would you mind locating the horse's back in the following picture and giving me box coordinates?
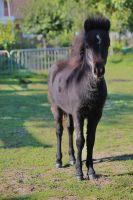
[48,61,67,104]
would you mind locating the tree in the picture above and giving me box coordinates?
[22,0,133,47]
[23,0,72,40]
[0,21,15,50]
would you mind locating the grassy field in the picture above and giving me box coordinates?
[0,53,133,200]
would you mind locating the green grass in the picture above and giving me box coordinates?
[0,53,133,200]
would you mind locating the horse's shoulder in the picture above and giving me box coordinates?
[49,59,69,84]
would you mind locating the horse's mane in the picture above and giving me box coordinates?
[56,31,84,70]
[53,15,110,79]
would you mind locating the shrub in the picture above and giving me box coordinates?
[0,21,15,50]
[112,40,124,53]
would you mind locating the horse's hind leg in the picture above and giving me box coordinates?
[73,114,85,181]
[52,106,63,168]
[67,114,76,165]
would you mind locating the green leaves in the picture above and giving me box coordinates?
[0,21,15,50]
[22,0,133,46]
[23,0,69,39]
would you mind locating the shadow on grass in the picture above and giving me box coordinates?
[0,73,133,149]
[113,172,133,176]
[94,154,133,164]
[90,172,133,181]
[107,79,133,83]
[0,90,53,148]
[0,72,48,85]
[108,54,123,64]
[111,59,123,64]
[102,93,133,125]
[1,196,31,200]
[0,89,47,94]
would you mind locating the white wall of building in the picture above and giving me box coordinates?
[0,0,15,24]
[0,0,4,17]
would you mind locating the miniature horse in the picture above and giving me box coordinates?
[48,16,110,181]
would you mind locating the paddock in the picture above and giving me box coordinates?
[0,53,133,199]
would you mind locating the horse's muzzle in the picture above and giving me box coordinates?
[94,63,105,78]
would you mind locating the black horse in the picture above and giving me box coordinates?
[48,15,110,181]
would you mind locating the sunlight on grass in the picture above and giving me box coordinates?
[0,53,133,200]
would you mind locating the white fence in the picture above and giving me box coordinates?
[0,48,69,74]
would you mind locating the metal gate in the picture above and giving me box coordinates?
[0,48,69,74]
[0,50,11,73]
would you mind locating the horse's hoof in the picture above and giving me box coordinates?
[88,173,97,180]
[56,163,62,168]
[76,175,84,181]
[70,160,76,166]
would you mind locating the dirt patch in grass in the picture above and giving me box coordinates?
[90,175,112,187]
[0,169,47,196]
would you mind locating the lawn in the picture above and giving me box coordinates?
[0,53,133,200]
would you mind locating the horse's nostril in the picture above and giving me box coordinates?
[101,67,105,75]
[100,67,105,75]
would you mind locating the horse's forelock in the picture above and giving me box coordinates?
[84,16,110,32]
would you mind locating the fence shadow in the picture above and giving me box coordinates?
[0,90,53,148]
[0,76,133,149]
[102,93,133,125]
[94,154,133,164]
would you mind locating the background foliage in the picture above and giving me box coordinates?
[22,0,133,46]
[0,21,15,50]
[0,0,133,49]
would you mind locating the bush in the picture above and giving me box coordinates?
[0,21,15,50]
[48,31,73,47]
[112,40,124,53]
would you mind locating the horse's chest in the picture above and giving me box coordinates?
[80,91,106,113]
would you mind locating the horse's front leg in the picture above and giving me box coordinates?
[54,108,63,168]
[73,114,85,181]
[86,112,102,179]
[67,114,76,165]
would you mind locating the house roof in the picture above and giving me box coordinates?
[10,0,27,19]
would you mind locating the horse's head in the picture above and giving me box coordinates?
[84,16,110,79]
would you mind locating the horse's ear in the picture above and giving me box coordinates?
[105,19,111,31]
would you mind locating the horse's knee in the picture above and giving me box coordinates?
[76,135,85,150]
[56,124,63,137]
[51,106,58,120]
[67,125,74,134]
[67,115,74,133]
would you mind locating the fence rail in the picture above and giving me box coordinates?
[0,48,69,74]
